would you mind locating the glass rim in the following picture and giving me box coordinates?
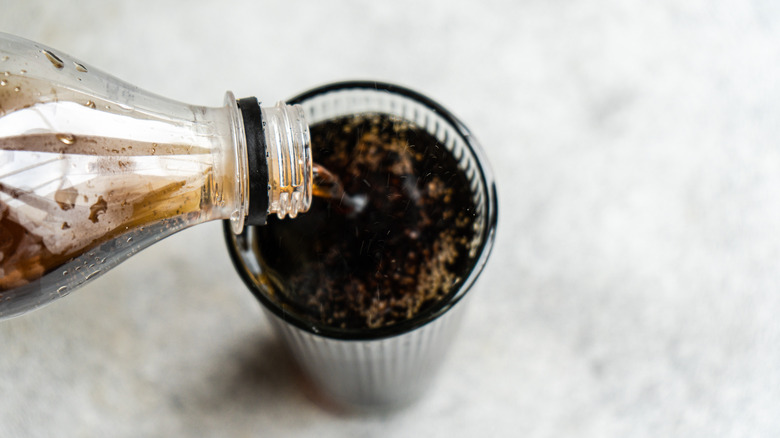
[224,80,498,341]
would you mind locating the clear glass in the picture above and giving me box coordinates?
[225,81,498,410]
[0,33,312,318]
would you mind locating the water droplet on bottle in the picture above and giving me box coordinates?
[2,71,8,77]
[85,100,96,109]
[42,50,64,69]
[13,86,19,92]
[85,270,101,281]
[56,286,68,294]
[117,102,133,111]
[74,62,88,72]
[126,237,133,243]
[62,270,68,276]
[0,80,6,87]
[19,69,26,74]
[56,133,76,145]
[1,56,8,61]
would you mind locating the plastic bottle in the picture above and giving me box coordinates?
[0,33,312,318]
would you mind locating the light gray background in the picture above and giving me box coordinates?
[1,1,779,436]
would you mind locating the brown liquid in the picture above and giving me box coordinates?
[254,114,479,330]
[312,163,344,199]
[312,163,367,215]
[0,133,213,291]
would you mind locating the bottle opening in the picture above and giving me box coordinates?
[261,102,312,219]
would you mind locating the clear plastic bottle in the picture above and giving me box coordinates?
[0,33,312,318]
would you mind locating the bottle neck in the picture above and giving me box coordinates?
[235,97,312,229]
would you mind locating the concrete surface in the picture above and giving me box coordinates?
[2,1,779,436]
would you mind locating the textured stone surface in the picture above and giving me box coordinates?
[2,1,780,436]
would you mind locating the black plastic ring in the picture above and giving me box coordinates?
[237,97,268,226]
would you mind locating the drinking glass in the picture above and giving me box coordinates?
[224,81,498,410]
